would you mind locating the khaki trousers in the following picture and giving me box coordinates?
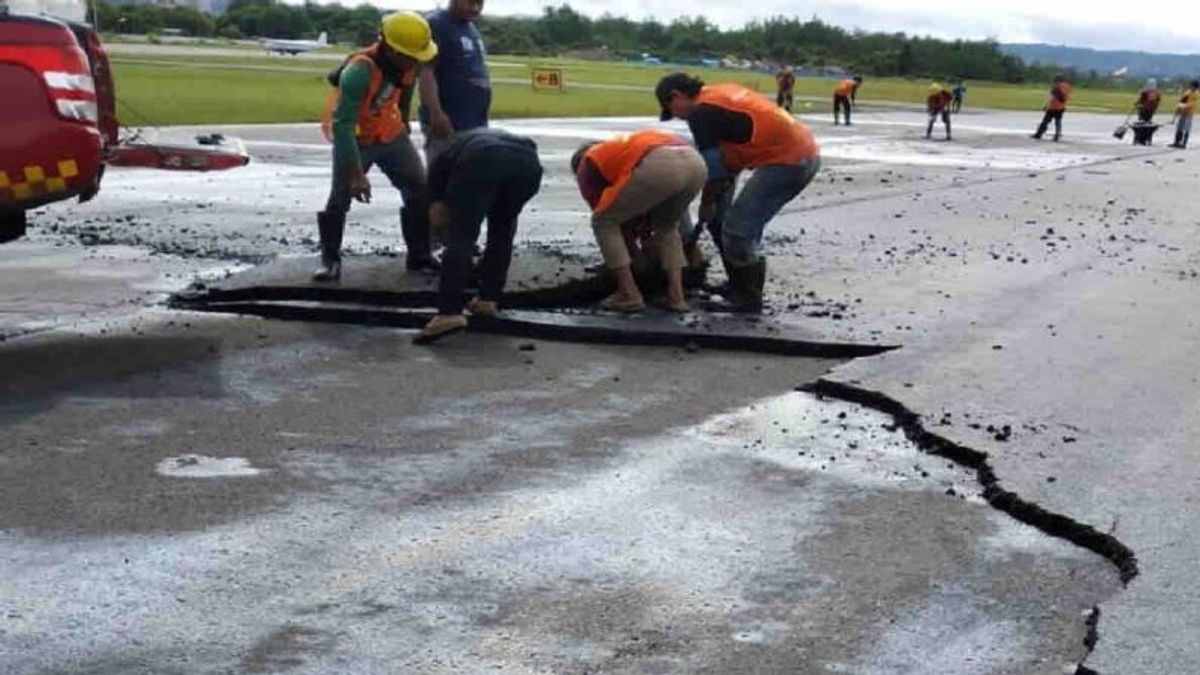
[592,146,706,271]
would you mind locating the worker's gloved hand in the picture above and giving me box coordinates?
[349,172,372,204]
[430,110,455,140]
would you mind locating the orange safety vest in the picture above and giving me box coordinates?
[834,79,857,97]
[320,46,417,145]
[1181,89,1199,117]
[1048,82,1072,112]
[696,83,820,170]
[584,130,688,214]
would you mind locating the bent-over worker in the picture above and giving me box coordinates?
[656,73,821,313]
[414,128,543,344]
[572,130,707,313]
[833,76,862,126]
[926,83,953,141]
[1132,79,1162,146]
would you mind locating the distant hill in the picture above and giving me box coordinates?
[1001,43,1200,80]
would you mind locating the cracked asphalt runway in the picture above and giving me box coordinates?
[1,108,1192,673]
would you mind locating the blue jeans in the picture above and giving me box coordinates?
[721,157,821,266]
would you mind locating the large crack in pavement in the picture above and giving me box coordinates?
[799,379,1138,585]
[799,380,1135,675]
[170,264,1137,673]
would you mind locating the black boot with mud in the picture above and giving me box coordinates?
[402,204,441,273]
[313,211,344,282]
[703,258,765,314]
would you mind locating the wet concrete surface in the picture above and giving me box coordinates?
[3,109,1188,671]
[0,317,1115,673]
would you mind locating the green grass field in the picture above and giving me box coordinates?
[108,50,1143,127]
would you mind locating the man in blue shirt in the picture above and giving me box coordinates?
[419,0,491,164]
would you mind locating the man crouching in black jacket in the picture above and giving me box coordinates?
[414,128,543,344]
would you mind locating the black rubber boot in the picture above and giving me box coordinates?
[313,210,345,282]
[740,258,766,314]
[704,257,765,314]
[402,205,440,272]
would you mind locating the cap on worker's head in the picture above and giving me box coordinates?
[570,142,598,174]
[655,72,704,121]
[1192,80,1200,89]
[853,75,863,83]
[380,11,438,63]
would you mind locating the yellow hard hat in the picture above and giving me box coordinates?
[381,11,438,63]
[930,82,942,92]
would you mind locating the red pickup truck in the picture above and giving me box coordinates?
[0,5,247,244]
[0,8,117,243]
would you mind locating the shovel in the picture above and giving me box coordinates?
[1114,106,1137,140]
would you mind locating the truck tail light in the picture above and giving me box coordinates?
[0,43,98,124]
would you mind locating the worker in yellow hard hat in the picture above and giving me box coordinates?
[313,11,440,281]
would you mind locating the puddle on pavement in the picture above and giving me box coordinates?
[156,454,265,478]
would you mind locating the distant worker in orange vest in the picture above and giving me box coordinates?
[315,11,440,282]
[656,73,822,313]
[926,82,953,141]
[776,67,796,112]
[833,75,862,125]
[572,130,707,313]
[1032,74,1073,142]
[1171,80,1199,149]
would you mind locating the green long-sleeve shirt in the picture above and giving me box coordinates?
[331,60,417,172]
[331,61,370,172]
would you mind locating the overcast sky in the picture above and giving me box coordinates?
[391,0,1199,54]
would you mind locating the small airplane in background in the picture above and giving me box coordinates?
[261,32,328,55]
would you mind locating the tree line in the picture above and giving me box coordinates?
[90,0,1117,87]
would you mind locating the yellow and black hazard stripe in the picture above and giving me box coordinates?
[0,160,80,203]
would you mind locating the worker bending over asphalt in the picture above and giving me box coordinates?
[316,11,441,282]
[656,73,821,313]
[1171,81,1199,149]
[1032,75,1072,142]
[572,130,706,313]
[833,76,862,125]
[926,83,953,141]
[414,128,543,344]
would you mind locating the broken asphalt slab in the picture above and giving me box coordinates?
[171,251,896,358]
